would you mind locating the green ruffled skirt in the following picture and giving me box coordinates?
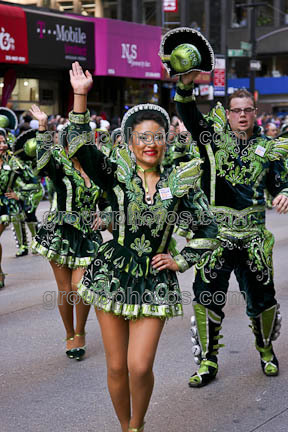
[78,240,183,320]
[0,196,25,224]
[32,223,102,269]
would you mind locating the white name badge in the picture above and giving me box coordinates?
[159,187,173,200]
[255,145,266,157]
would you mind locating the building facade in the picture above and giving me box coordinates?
[1,0,287,116]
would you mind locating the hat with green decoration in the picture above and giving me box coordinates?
[13,129,37,163]
[0,107,18,130]
[159,27,215,77]
[121,103,170,144]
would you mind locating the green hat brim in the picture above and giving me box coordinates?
[159,27,215,77]
[0,127,7,138]
[13,129,37,162]
[0,107,18,130]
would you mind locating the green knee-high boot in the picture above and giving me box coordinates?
[250,304,281,376]
[26,221,37,239]
[189,303,224,388]
[27,222,38,254]
[12,221,28,257]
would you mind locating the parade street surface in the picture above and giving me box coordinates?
[1,201,288,432]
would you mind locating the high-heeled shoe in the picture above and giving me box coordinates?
[0,272,6,289]
[128,422,145,431]
[71,333,86,361]
[65,336,75,359]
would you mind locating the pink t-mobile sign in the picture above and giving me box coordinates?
[79,17,162,79]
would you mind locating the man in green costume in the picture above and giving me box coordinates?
[160,27,288,387]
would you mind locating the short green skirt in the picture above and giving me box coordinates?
[77,240,183,320]
[32,223,102,269]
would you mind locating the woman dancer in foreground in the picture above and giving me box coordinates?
[30,105,107,359]
[67,62,219,431]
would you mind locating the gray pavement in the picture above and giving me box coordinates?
[1,201,288,432]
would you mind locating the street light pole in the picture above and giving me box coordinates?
[236,2,266,94]
[250,4,256,94]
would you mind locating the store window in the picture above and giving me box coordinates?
[0,78,39,112]
[0,78,59,115]
[231,0,248,28]
[143,1,157,26]
[256,0,274,26]
[124,79,159,108]
[103,0,117,19]
[283,0,288,25]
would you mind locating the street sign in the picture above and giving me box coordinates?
[241,41,252,51]
[163,0,178,12]
[228,49,246,57]
[199,84,210,96]
[250,60,261,71]
[213,57,226,96]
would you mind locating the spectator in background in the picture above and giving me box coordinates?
[100,119,110,131]
[19,114,33,133]
[265,122,278,138]
[30,119,39,130]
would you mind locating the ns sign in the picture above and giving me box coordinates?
[121,43,137,62]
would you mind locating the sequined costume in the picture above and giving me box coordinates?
[31,130,107,268]
[66,110,219,320]
[0,152,28,224]
[175,81,288,383]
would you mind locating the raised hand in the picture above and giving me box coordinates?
[29,104,48,127]
[69,61,93,95]
[181,70,200,86]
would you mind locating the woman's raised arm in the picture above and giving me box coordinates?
[68,62,116,190]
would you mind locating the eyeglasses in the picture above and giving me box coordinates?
[229,108,256,114]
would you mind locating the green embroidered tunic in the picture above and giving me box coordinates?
[31,130,106,268]
[67,111,219,319]
[175,82,288,282]
[175,82,288,214]
[16,160,44,215]
[0,153,36,224]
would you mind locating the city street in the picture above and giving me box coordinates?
[1,201,288,432]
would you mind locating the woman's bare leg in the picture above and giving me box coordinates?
[50,261,74,348]
[96,309,130,432]
[128,317,165,430]
[71,267,90,347]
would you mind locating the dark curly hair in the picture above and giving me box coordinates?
[130,111,167,131]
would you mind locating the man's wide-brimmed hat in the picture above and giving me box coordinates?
[13,129,37,162]
[121,103,170,143]
[159,27,215,77]
[0,107,18,130]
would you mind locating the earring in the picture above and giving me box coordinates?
[130,151,136,162]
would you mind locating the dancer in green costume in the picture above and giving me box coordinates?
[67,61,219,432]
[0,129,37,287]
[160,27,288,387]
[30,105,108,361]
